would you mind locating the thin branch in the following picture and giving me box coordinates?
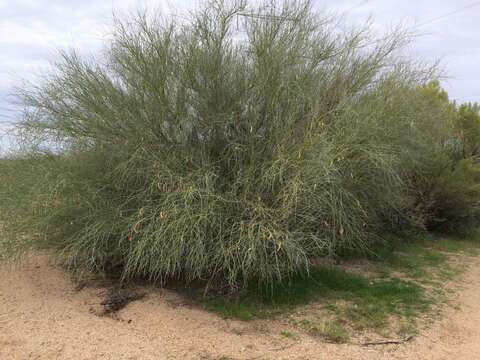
[361,335,414,346]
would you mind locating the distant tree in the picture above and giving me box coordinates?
[456,102,480,158]
[415,80,457,149]
[417,80,457,119]
[418,80,449,103]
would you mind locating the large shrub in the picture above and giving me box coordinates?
[1,0,475,289]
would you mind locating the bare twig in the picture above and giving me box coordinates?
[361,335,414,346]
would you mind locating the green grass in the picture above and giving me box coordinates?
[196,234,480,340]
[373,234,480,282]
[200,266,428,326]
[378,244,448,279]
[296,319,350,343]
[429,236,480,254]
[279,330,298,339]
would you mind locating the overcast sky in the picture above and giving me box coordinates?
[1,0,479,150]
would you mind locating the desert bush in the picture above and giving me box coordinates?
[1,0,478,289]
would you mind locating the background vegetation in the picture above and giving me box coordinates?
[1,0,480,291]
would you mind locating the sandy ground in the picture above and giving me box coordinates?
[1,254,480,360]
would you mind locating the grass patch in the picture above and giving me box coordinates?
[373,234,480,283]
[429,236,480,254]
[296,319,350,343]
[279,330,298,339]
[202,299,255,321]
[200,266,428,328]
[378,244,448,279]
[197,234,479,340]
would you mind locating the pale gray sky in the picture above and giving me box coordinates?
[1,0,479,150]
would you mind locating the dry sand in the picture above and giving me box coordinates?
[1,253,480,360]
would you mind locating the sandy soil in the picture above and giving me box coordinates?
[1,253,480,360]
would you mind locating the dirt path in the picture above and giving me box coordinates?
[1,253,479,360]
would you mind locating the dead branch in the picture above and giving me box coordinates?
[361,335,414,346]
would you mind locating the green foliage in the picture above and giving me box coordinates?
[457,102,480,158]
[405,85,480,233]
[0,0,479,290]
[419,158,480,233]
[397,83,480,234]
